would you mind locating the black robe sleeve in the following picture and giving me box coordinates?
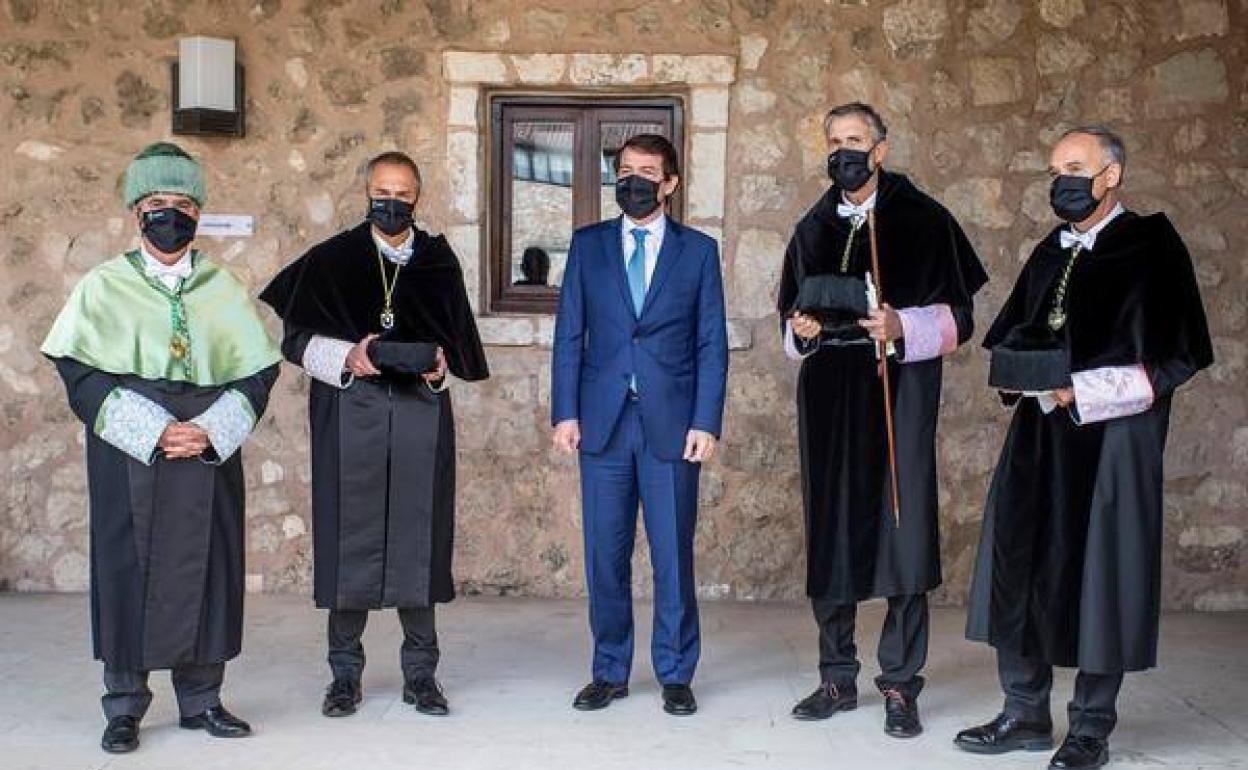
[279,324,315,367]
[1143,218,1214,398]
[51,356,120,427]
[226,364,280,419]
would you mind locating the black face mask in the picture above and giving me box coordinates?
[1049,168,1108,222]
[368,197,415,236]
[141,207,198,254]
[827,146,877,192]
[615,174,662,220]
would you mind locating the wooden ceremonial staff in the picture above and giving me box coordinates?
[867,208,902,527]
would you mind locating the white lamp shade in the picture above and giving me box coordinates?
[178,37,236,111]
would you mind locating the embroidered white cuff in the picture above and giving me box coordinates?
[94,388,176,465]
[302,335,354,388]
[897,304,958,363]
[783,320,819,361]
[1070,364,1154,425]
[191,390,256,463]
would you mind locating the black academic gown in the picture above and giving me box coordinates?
[965,211,1213,673]
[50,358,278,671]
[259,223,488,610]
[777,172,988,602]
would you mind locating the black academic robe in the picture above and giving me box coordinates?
[777,172,988,602]
[259,223,488,610]
[50,358,279,671]
[965,211,1213,673]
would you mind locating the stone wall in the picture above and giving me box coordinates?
[1,0,1245,609]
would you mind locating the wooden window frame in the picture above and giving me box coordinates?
[486,92,686,315]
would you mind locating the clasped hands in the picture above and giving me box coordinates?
[159,422,211,459]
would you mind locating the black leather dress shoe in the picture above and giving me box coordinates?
[179,705,252,738]
[101,715,140,753]
[791,682,858,720]
[954,713,1054,754]
[403,676,449,715]
[573,680,629,711]
[322,677,362,717]
[882,688,922,738]
[662,684,697,716]
[1049,735,1109,769]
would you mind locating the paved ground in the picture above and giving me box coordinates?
[0,594,1245,770]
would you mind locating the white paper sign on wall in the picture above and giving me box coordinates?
[199,214,254,238]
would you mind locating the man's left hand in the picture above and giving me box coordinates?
[423,347,448,383]
[859,303,903,343]
[684,430,717,463]
[1052,387,1075,408]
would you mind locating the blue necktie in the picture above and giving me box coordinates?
[627,227,647,318]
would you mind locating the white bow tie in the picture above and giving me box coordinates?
[1059,228,1096,252]
[836,201,872,226]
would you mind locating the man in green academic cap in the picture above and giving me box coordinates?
[42,142,281,754]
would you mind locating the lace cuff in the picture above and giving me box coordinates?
[1070,364,1154,425]
[302,335,355,389]
[94,388,176,465]
[896,304,958,363]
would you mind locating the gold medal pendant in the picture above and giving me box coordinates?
[380,310,395,330]
[170,336,189,359]
[1047,308,1066,331]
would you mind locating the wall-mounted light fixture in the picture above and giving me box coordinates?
[172,36,245,137]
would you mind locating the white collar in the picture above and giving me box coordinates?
[372,227,415,264]
[623,213,666,241]
[1060,203,1125,251]
[837,191,877,223]
[140,243,194,279]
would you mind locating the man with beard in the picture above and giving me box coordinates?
[551,133,728,716]
[776,103,987,738]
[42,142,281,752]
[956,126,1212,770]
[260,151,488,719]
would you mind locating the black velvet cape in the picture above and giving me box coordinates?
[777,172,988,602]
[259,222,488,382]
[966,211,1213,672]
[259,223,488,610]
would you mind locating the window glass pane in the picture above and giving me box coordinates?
[600,122,666,220]
[511,120,574,288]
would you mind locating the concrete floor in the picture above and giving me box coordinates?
[0,595,1245,770]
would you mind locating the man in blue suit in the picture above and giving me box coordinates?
[552,134,728,716]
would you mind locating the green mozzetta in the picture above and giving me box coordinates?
[42,250,281,386]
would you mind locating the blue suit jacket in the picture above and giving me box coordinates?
[551,216,729,461]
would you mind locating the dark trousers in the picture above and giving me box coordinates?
[812,593,929,698]
[998,651,1124,739]
[102,663,224,720]
[579,400,701,687]
[327,607,439,682]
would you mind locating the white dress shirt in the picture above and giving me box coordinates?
[621,214,666,288]
[140,244,194,291]
[1060,202,1125,251]
[836,190,877,225]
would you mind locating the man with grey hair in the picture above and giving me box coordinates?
[776,102,987,738]
[956,126,1212,769]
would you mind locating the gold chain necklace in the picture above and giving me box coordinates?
[840,217,864,273]
[1047,244,1083,331]
[376,250,402,330]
